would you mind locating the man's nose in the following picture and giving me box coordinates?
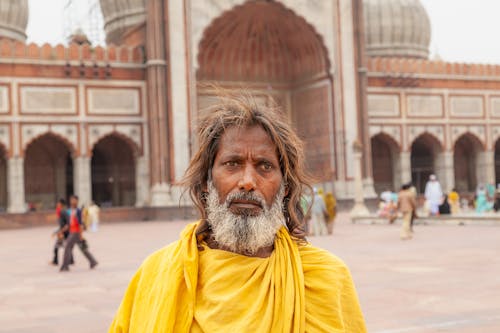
[238,165,257,191]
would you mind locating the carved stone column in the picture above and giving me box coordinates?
[146,0,172,206]
[350,141,370,217]
[73,156,92,206]
[135,155,149,207]
[7,157,26,213]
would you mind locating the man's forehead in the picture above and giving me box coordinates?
[218,125,277,152]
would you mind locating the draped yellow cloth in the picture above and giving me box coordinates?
[109,222,366,333]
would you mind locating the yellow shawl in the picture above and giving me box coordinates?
[109,222,366,332]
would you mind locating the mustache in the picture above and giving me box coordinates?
[225,191,266,208]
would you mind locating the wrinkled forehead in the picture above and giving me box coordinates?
[216,124,279,157]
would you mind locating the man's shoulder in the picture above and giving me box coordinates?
[299,244,349,273]
[141,240,181,269]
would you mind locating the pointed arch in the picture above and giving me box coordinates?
[24,133,74,210]
[454,133,485,192]
[23,131,76,158]
[371,133,401,193]
[91,133,137,207]
[410,133,443,193]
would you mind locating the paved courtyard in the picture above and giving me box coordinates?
[1,213,499,333]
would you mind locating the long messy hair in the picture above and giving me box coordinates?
[181,91,313,240]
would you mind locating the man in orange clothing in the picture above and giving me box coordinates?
[60,195,98,272]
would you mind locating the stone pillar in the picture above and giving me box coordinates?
[135,156,149,207]
[7,157,26,213]
[167,0,191,184]
[435,151,454,192]
[146,0,172,206]
[362,177,377,198]
[55,161,66,201]
[477,150,495,185]
[398,151,412,188]
[73,156,92,206]
[350,142,369,217]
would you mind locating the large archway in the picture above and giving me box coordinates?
[454,134,483,192]
[0,145,6,212]
[91,134,136,207]
[24,134,74,210]
[411,134,442,194]
[196,0,333,181]
[371,133,400,193]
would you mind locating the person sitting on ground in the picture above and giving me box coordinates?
[475,184,493,213]
[108,92,366,332]
[493,186,500,212]
[448,188,460,214]
[438,194,451,215]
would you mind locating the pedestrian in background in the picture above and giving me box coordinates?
[398,183,416,240]
[424,174,442,216]
[324,191,337,234]
[310,188,328,236]
[50,198,69,266]
[60,195,98,272]
[88,202,101,232]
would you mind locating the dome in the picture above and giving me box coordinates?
[99,0,146,44]
[363,0,431,59]
[0,0,29,42]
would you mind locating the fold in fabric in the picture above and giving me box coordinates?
[109,222,366,333]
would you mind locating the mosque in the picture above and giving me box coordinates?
[0,0,498,215]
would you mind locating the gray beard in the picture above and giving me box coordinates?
[205,181,286,256]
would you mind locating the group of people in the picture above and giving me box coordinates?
[423,176,500,215]
[302,188,337,236]
[51,195,99,272]
[378,174,500,239]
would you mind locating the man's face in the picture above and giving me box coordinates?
[211,125,284,215]
[70,197,78,208]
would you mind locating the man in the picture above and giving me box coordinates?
[325,191,337,234]
[309,188,328,236]
[424,174,443,215]
[109,94,366,332]
[50,198,68,265]
[60,195,98,272]
[397,183,416,240]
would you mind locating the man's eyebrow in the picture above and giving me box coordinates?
[219,153,244,160]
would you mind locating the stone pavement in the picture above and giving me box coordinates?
[0,213,499,333]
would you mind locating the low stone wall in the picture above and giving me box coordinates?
[0,206,199,230]
[351,214,500,226]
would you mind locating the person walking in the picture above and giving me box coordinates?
[398,183,416,240]
[408,183,417,232]
[60,195,98,272]
[50,199,69,265]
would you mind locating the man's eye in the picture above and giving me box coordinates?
[224,161,238,167]
[261,163,273,171]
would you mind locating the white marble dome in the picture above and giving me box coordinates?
[363,0,431,59]
[99,0,146,44]
[0,0,28,42]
